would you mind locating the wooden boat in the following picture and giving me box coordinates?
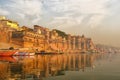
[80,50,87,53]
[35,50,46,55]
[35,50,63,55]
[26,52,35,56]
[0,51,16,57]
[13,52,35,56]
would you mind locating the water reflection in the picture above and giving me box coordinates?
[0,53,108,80]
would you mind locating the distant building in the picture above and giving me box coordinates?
[11,30,45,50]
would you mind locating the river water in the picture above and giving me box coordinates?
[0,53,120,80]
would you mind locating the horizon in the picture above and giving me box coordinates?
[0,0,120,47]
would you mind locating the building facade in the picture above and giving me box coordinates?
[0,16,95,52]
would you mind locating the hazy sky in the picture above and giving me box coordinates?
[0,0,120,47]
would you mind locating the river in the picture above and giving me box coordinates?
[0,53,120,80]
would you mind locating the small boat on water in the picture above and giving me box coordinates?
[35,50,46,55]
[29,53,35,56]
[35,51,62,55]
[80,50,87,53]
[0,51,17,57]
[13,52,35,56]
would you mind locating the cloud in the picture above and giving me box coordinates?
[49,16,85,29]
[87,15,105,28]
[47,0,108,14]
[8,0,43,15]
[45,0,111,29]
[4,0,43,26]
[0,0,119,29]
[0,5,9,15]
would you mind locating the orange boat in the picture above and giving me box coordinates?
[0,51,17,57]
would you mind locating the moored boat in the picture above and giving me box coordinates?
[13,52,35,56]
[80,50,87,53]
[0,51,17,57]
[27,52,35,56]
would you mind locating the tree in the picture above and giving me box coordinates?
[54,29,67,38]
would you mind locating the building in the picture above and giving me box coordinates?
[0,16,96,52]
[11,27,45,51]
[0,16,20,30]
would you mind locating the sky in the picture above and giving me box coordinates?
[0,0,120,47]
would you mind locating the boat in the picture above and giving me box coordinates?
[80,50,87,53]
[35,51,58,55]
[0,51,17,57]
[35,50,46,55]
[28,53,35,56]
[13,52,35,56]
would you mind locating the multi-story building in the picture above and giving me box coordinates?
[11,26,46,51]
[0,16,20,30]
[0,16,20,48]
[0,16,95,52]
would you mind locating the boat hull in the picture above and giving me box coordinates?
[0,51,16,57]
